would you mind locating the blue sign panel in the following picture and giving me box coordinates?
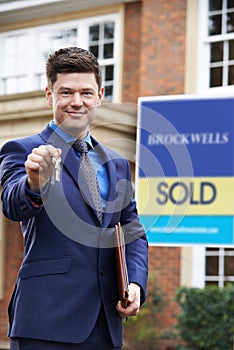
[136,95,234,245]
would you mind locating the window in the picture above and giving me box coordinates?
[35,26,78,91]
[0,13,120,101]
[205,247,234,287]
[198,0,234,92]
[1,33,30,94]
[88,22,115,101]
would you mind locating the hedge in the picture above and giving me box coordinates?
[176,284,234,350]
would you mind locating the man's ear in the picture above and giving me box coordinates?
[97,87,104,107]
[45,86,53,106]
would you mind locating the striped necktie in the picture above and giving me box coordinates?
[72,140,102,224]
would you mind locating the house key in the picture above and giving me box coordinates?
[51,156,61,184]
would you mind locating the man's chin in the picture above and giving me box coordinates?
[59,119,87,137]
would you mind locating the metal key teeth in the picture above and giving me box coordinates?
[51,156,61,184]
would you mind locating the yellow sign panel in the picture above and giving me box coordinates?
[137,177,234,216]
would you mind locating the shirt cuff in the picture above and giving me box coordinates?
[25,182,50,207]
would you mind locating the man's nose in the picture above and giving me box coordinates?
[71,93,83,105]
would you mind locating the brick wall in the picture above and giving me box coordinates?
[139,0,186,97]
[149,246,180,332]
[124,0,186,101]
[122,1,142,103]
[123,0,187,347]
[0,219,23,342]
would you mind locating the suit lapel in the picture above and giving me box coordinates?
[40,126,122,226]
[40,126,80,186]
[40,126,101,223]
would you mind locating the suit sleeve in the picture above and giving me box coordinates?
[0,140,44,221]
[120,159,148,304]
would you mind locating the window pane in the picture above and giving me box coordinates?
[104,43,114,58]
[67,28,77,40]
[35,73,46,91]
[5,36,15,55]
[104,22,114,39]
[228,65,234,84]
[54,28,77,47]
[227,12,234,33]
[211,41,223,62]
[89,25,99,42]
[229,40,234,59]
[39,28,77,54]
[209,0,222,11]
[17,56,28,74]
[105,65,114,81]
[209,14,222,35]
[50,28,77,43]
[206,281,218,287]
[104,85,113,100]
[224,281,234,286]
[5,56,15,75]
[224,256,234,276]
[18,35,28,54]
[37,27,77,78]
[210,66,223,86]
[206,256,218,275]
[38,31,50,50]
[228,0,234,8]
[18,76,30,92]
[89,45,99,58]
[5,77,17,94]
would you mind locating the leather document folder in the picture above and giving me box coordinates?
[115,222,129,308]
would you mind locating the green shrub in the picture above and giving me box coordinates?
[176,284,234,350]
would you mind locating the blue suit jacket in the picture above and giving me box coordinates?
[0,124,148,347]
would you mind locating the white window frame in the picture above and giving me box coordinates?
[191,246,206,288]
[197,0,234,94]
[0,13,121,101]
[186,244,234,288]
[205,247,234,287]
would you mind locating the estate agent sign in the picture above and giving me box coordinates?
[136,95,234,245]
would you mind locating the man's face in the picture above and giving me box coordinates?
[46,72,104,139]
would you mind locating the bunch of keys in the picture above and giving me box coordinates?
[51,156,61,184]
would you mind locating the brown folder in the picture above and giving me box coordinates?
[115,222,129,308]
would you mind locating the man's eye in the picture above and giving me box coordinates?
[61,91,71,95]
[83,91,93,96]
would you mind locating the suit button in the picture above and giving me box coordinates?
[100,268,104,276]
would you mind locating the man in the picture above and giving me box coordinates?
[0,47,148,350]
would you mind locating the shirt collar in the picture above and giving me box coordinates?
[49,120,93,149]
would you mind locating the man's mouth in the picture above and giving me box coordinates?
[66,110,86,117]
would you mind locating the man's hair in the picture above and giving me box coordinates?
[46,47,102,90]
